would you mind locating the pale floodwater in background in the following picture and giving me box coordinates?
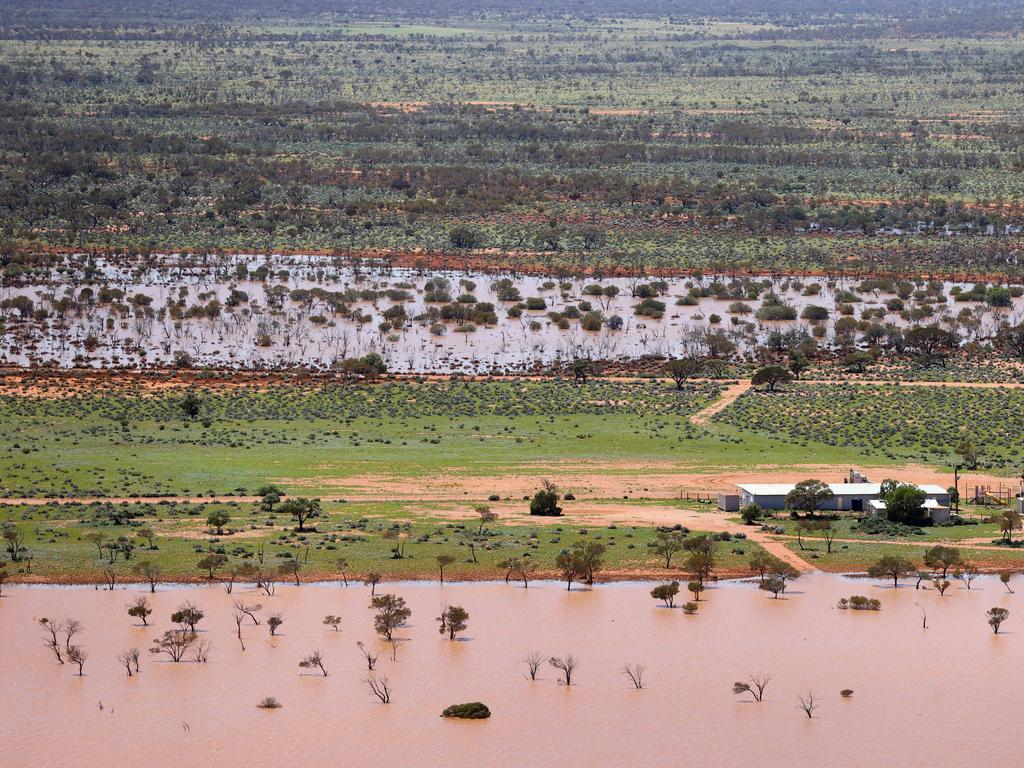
[0,573,1018,767]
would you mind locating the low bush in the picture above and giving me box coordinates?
[837,596,881,611]
[442,702,491,719]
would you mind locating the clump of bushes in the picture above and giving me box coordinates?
[854,517,924,537]
[442,702,491,719]
[837,596,881,611]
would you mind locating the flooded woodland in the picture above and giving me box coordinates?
[2,574,1019,767]
[2,253,1022,373]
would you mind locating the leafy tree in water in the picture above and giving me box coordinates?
[437,605,469,640]
[987,607,1010,634]
[555,549,584,591]
[923,545,961,577]
[650,581,680,607]
[171,601,204,632]
[867,555,916,588]
[371,594,411,641]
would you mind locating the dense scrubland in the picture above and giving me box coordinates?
[3,0,1024,276]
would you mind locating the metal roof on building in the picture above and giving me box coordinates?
[735,482,948,497]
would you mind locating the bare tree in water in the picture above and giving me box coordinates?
[118,648,141,676]
[356,641,378,670]
[39,618,64,663]
[733,674,771,702]
[798,691,819,719]
[522,651,544,680]
[622,663,646,689]
[549,655,578,686]
[366,674,392,704]
[67,645,87,675]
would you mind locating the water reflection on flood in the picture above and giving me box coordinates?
[1,573,1018,767]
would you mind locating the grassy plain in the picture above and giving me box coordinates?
[0,379,894,499]
[3,376,1024,582]
[3,498,767,583]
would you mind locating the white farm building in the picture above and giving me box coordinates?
[721,478,952,524]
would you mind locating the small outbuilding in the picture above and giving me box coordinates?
[716,493,740,512]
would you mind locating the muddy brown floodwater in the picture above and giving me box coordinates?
[1,573,1018,767]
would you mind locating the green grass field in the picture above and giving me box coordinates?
[0,380,901,499]
[0,498,764,583]
[4,378,1024,581]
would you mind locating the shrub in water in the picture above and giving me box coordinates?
[442,702,491,719]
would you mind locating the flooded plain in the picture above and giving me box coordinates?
[1,253,1019,372]
[1,573,1018,767]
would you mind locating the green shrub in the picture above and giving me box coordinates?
[442,702,491,719]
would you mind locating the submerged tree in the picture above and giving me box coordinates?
[867,555,916,588]
[356,641,378,671]
[171,601,204,633]
[39,618,64,663]
[117,648,141,677]
[149,631,197,662]
[299,651,327,676]
[67,645,88,676]
[555,549,584,591]
[371,594,411,641]
[364,572,382,595]
[733,674,771,702]
[437,605,469,640]
[797,691,819,719]
[622,663,646,690]
[548,655,578,686]
[954,563,980,590]
[760,577,786,599]
[127,596,152,626]
[987,607,1010,634]
[572,541,606,585]
[651,581,680,607]
[366,674,392,704]
[522,651,544,680]
[268,614,285,636]
[133,560,163,593]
